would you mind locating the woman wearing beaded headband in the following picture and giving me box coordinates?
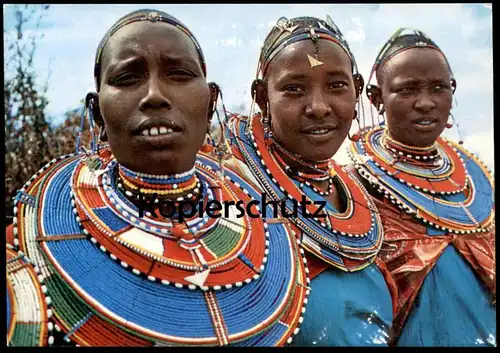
[226,15,396,346]
[7,9,310,346]
[348,28,495,346]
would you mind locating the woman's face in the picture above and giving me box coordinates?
[98,21,211,174]
[378,48,453,147]
[263,39,359,162]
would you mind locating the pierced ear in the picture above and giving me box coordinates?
[85,92,107,142]
[451,78,457,94]
[251,79,268,116]
[366,84,384,113]
[207,82,220,120]
[353,74,364,99]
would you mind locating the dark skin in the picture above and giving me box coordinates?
[254,39,362,211]
[370,48,454,147]
[95,21,215,176]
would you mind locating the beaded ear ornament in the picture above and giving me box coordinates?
[201,83,233,181]
[75,93,106,175]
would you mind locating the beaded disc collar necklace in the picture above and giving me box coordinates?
[7,244,50,347]
[11,150,310,346]
[116,164,201,203]
[230,115,384,272]
[349,126,494,234]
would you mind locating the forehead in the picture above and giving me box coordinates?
[266,39,352,80]
[383,48,450,82]
[101,21,199,66]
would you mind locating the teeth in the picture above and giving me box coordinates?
[141,126,174,136]
[309,129,329,135]
[417,121,433,125]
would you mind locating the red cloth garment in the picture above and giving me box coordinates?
[6,223,14,246]
[375,196,496,338]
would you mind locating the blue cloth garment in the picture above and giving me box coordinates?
[397,245,496,347]
[292,264,393,346]
[397,191,496,346]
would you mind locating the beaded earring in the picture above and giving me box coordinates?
[76,93,105,173]
[446,113,454,129]
[200,129,215,154]
[348,110,361,142]
[207,83,233,180]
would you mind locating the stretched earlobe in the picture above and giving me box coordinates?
[451,78,457,94]
[251,79,268,115]
[366,84,384,113]
[353,74,365,99]
[207,82,221,119]
[85,92,107,141]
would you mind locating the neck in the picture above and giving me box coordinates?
[116,164,201,203]
[386,129,437,150]
[272,140,333,180]
[382,128,441,166]
[270,139,337,197]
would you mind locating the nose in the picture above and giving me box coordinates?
[414,90,435,112]
[305,89,332,119]
[139,74,171,111]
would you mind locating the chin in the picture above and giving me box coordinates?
[302,148,339,163]
[128,152,196,175]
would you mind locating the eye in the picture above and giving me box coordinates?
[167,68,196,81]
[284,85,305,94]
[327,82,348,90]
[398,87,416,95]
[432,84,451,92]
[109,73,141,86]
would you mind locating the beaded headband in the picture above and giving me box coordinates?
[367,27,454,85]
[93,9,207,91]
[258,15,360,78]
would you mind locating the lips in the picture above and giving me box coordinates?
[301,124,337,135]
[132,118,183,137]
[299,124,338,144]
[412,117,438,126]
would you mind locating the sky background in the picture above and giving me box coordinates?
[3,3,494,169]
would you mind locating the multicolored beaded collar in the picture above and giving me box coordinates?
[229,115,384,272]
[349,126,494,234]
[6,244,50,346]
[11,150,310,346]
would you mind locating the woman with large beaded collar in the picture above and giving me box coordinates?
[226,15,396,346]
[348,28,495,346]
[7,9,310,346]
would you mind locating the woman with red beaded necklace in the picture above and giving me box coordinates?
[227,15,396,346]
[6,9,310,347]
[349,28,495,346]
